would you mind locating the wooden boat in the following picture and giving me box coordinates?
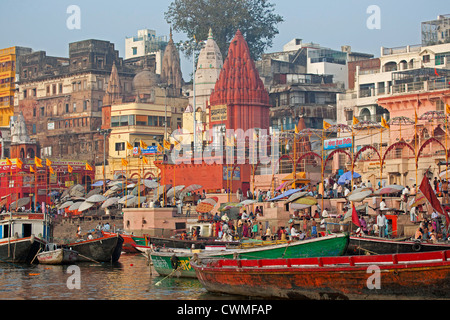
[348,235,450,255]
[191,250,450,300]
[66,234,124,263]
[131,235,240,250]
[0,212,48,264]
[102,231,139,253]
[37,244,78,265]
[146,233,349,278]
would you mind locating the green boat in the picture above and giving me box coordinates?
[146,233,349,278]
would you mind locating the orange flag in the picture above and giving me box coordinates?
[86,163,93,171]
[30,166,35,173]
[6,158,12,166]
[68,165,73,173]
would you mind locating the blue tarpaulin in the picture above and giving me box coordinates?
[269,188,303,201]
[338,171,361,185]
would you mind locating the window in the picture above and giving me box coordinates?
[33,108,36,117]
[32,124,36,134]
[83,100,87,110]
[83,80,87,90]
[111,116,120,127]
[97,79,103,90]
[423,55,430,63]
[40,107,44,117]
[65,103,69,113]
[52,84,57,95]
[59,83,63,94]
[32,88,36,97]
[132,47,138,55]
[23,90,27,98]
[115,142,125,151]
[46,86,50,95]
[73,102,77,112]
[136,115,148,126]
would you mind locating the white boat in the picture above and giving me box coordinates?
[37,243,78,265]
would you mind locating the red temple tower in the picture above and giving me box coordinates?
[208,30,271,132]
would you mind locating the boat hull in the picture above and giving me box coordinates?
[67,235,123,263]
[192,250,450,300]
[150,233,349,278]
[133,235,239,250]
[0,236,46,264]
[348,236,450,255]
[37,248,78,265]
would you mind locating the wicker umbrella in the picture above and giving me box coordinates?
[101,197,119,209]
[78,201,95,212]
[86,194,107,203]
[68,201,83,211]
[59,201,74,209]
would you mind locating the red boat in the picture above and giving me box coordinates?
[191,250,450,300]
[102,231,139,253]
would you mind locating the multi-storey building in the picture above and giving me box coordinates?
[15,39,137,165]
[0,46,32,128]
[335,15,450,187]
[124,29,168,75]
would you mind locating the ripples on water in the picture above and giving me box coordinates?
[0,253,233,300]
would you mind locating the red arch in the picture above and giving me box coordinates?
[324,149,352,168]
[417,137,446,160]
[382,141,415,165]
[295,151,322,167]
[353,145,381,165]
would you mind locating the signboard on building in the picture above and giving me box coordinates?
[47,122,55,130]
[132,146,158,155]
[324,137,352,151]
[211,104,227,122]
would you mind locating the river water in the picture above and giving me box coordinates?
[0,253,235,300]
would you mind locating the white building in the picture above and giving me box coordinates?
[125,29,168,74]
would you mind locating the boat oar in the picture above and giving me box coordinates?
[155,264,184,286]
[77,253,100,264]
[30,248,42,264]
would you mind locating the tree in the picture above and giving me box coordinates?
[164,0,284,60]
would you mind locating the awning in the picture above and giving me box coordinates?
[281,172,306,181]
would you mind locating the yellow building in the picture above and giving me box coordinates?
[0,46,32,127]
[105,92,186,182]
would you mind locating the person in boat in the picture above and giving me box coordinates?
[414,226,423,240]
[311,220,317,238]
[290,225,300,239]
[377,211,387,238]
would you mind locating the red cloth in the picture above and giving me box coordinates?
[352,204,361,227]
[419,175,450,227]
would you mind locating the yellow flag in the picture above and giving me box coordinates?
[35,156,43,167]
[142,156,149,165]
[86,163,93,171]
[16,158,23,169]
[381,116,390,129]
[446,104,450,115]
[46,158,52,167]
[323,121,332,130]
[126,141,134,150]
[415,110,418,124]
[140,140,148,149]
[6,158,12,166]
[295,125,299,134]
[352,116,360,126]
[225,136,234,147]
[163,139,171,150]
[157,143,163,153]
[30,166,35,173]
[49,166,54,175]
[121,158,128,167]
[68,165,73,173]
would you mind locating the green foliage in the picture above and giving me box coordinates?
[165,0,284,60]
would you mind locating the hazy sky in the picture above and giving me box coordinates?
[0,0,448,79]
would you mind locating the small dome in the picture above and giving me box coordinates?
[132,67,157,94]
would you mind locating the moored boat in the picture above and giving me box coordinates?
[147,233,349,278]
[132,234,240,250]
[102,231,139,253]
[37,244,78,265]
[191,250,450,300]
[348,235,450,255]
[0,212,48,264]
[66,234,124,263]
